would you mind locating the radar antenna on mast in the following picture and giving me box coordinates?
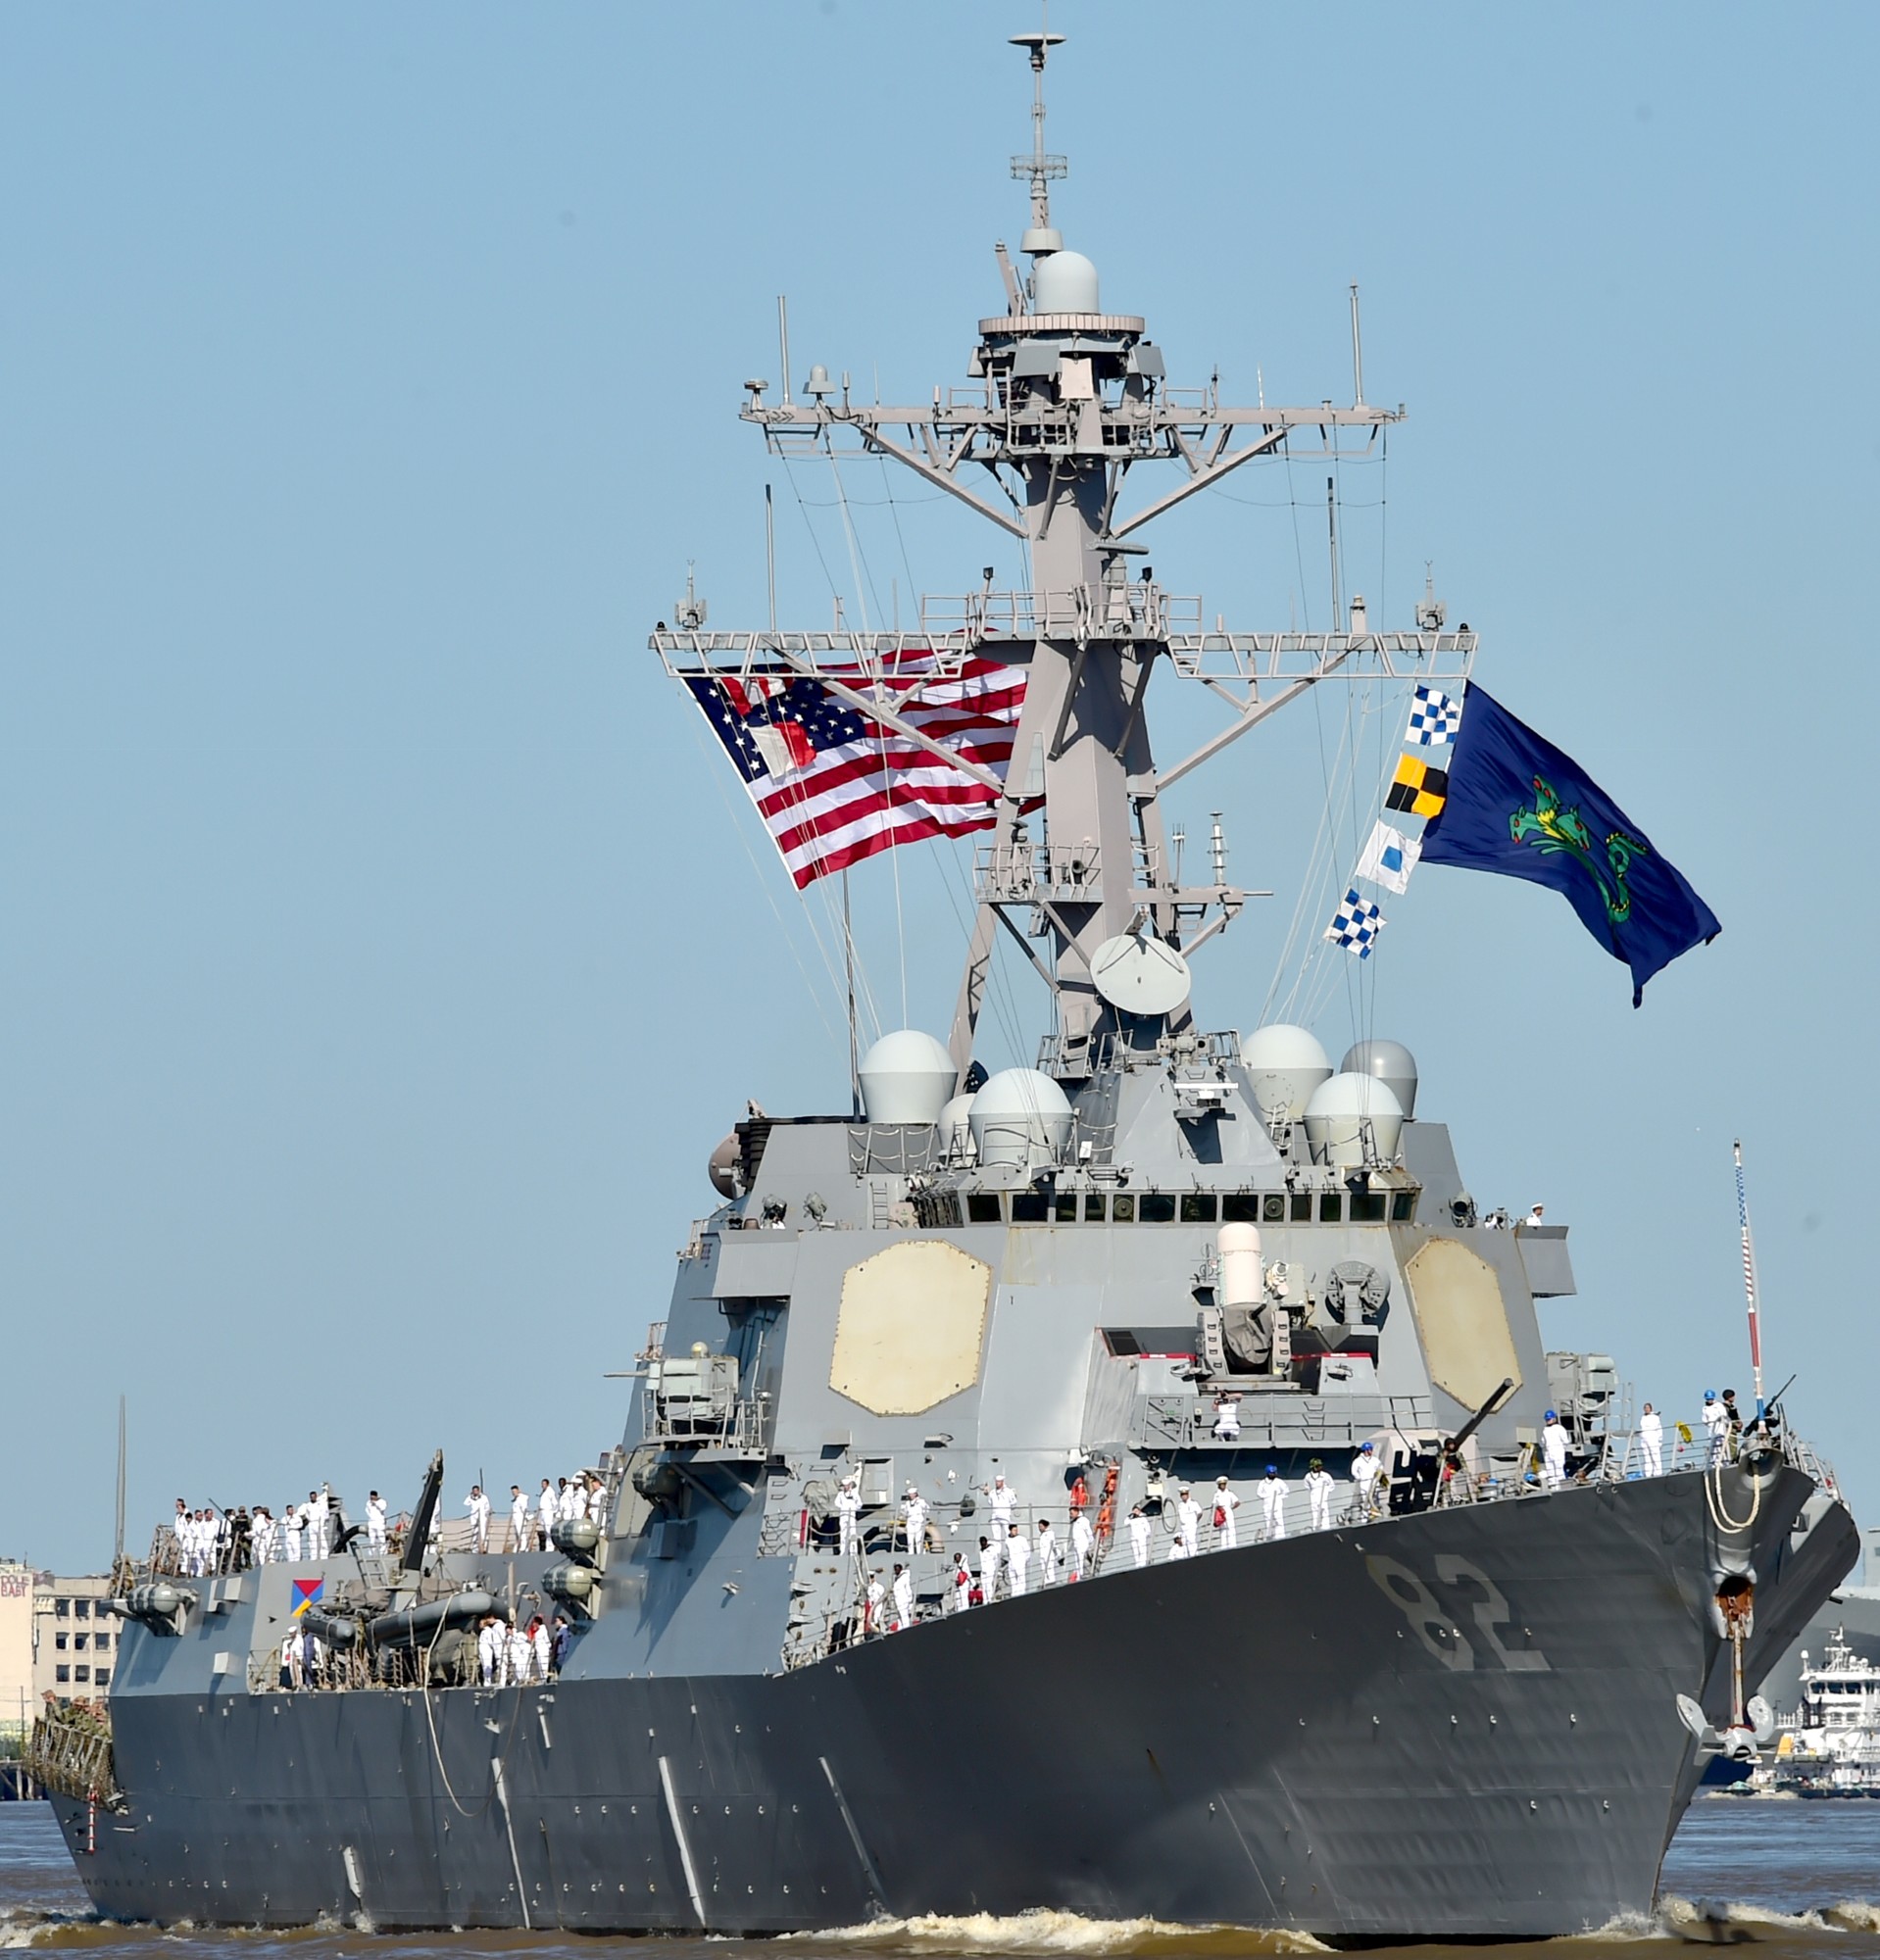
[1733,1139,1768,1417]
[1009,11,1066,246]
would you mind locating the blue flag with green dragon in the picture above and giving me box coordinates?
[1419,684,1720,1004]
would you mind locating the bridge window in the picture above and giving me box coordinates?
[1222,1193,1259,1224]
[1290,1194,1313,1222]
[1180,1194,1217,1223]
[1056,1192,1079,1223]
[1011,1190,1049,1223]
[966,1194,1003,1224]
[1084,1193,1106,1221]
[1392,1192,1417,1222]
[1140,1193,1176,1223]
[1319,1194,1343,1223]
[1351,1192,1387,1223]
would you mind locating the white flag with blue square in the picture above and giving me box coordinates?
[1325,886,1385,958]
[1406,683,1462,748]
[1356,819,1420,895]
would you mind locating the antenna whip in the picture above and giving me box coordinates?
[1733,1139,1766,1417]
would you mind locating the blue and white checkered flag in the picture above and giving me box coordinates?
[1325,887,1385,958]
[1407,683,1462,748]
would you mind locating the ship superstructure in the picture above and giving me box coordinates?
[35,24,1858,1939]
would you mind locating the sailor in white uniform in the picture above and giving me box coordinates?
[949,1551,973,1612]
[1259,1464,1289,1541]
[366,1492,387,1554]
[509,1486,529,1550]
[835,1477,861,1558]
[466,1486,492,1553]
[477,1616,504,1686]
[1006,1523,1030,1597]
[979,1531,1004,1599]
[1212,1394,1241,1443]
[282,1502,303,1563]
[988,1474,1016,1537]
[1036,1517,1063,1587]
[507,1622,533,1686]
[890,1562,914,1632]
[1702,1390,1727,1465]
[1640,1402,1663,1477]
[1305,1457,1336,1531]
[252,1507,275,1564]
[307,1489,330,1557]
[1128,1504,1152,1569]
[1174,1484,1202,1556]
[1069,1511,1095,1580]
[530,1616,553,1681]
[1351,1442,1381,1517]
[864,1572,886,1637]
[900,1485,930,1554]
[1541,1409,1568,1487]
[1211,1475,1241,1550]
[536,1479,557,1548]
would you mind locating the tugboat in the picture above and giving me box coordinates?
[36,19,1857,1940]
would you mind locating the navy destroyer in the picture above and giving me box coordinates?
[33,23,1858,1939]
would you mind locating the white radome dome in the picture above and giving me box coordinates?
[969,1068,1074,1171]
[1241,1024,1333,1123]
[1032,250,1101,314]
[1302,1072,1406,1168]
[858,1029,956,1125]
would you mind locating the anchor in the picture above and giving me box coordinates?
[1676,1576,1776,1763]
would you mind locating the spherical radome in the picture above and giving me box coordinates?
[1241,1023,1333,1122]
[1340,1039,1419,1121]
[968,1068,1073,1171]
[858,1029,956,1125]
[1032,250,1101,314]
[1302,1072,1406,1167]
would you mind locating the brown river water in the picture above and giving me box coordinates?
[3,1799,1878,1960]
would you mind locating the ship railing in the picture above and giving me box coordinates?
[919,584,1203,650]
[847,1124,942,1178]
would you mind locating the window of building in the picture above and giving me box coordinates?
[54,1665,69,1684]
[94,1632,110,1651]
[54,1632,68,1651]
[73,1633,87,1651]
[54,1598,69,1620]
[74,1600,90,1620]
[74,1666,89,1685]
[95,1668,111,1688]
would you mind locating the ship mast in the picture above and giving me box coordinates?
[655,26,1473,1083]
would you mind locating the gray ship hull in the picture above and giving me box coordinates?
[52,1467,1856,1939]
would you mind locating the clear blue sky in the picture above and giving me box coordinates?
[3,4,1875,1572]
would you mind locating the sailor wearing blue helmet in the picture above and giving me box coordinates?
[1541,1407,1568,1487]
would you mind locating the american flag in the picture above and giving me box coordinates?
[682,651,1026,890]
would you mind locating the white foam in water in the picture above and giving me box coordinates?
[791,1911,1332,1954]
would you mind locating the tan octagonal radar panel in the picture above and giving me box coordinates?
[829,1241,992,1415]
[1403,1238,1523,1412]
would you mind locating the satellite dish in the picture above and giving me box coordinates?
[1091,931,1191,1017]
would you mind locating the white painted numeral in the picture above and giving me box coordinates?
[1364,1555,1475,1669]
[1432,1554,1551,1672]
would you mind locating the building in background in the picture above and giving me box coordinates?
[33,1574,116,1709]
[0,1564,34,1745]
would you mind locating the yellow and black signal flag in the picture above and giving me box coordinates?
[1385,754,1449,819]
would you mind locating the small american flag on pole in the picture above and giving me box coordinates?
[683,652,1025,890]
